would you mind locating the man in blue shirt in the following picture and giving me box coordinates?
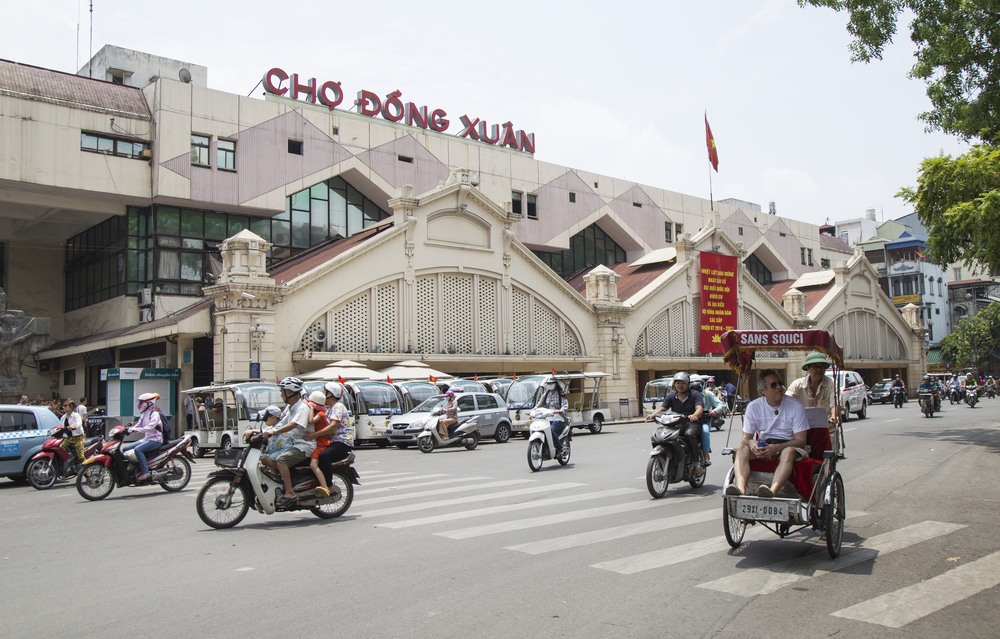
[647,371,705,473]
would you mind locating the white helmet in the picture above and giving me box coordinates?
[324,382,345,400]
[278,377,304,393]
[137,392,160,413]
[544,375,558,390]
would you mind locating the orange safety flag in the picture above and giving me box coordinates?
[474,374,478,381]
[551,369,557,376]
[429,375,437,383]
[705,114,719,172]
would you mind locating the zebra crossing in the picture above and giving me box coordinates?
[346,466,989,631]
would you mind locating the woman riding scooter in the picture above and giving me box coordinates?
[122,393,165,481]
[438,390,458,439]
[534,376,569,455]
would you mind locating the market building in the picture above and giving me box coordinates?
[0,46,929,418]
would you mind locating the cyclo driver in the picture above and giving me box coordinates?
[646,371,704,474]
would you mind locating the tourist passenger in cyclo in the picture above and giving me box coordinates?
[726,369,810,498]
[785,352,839,448]
[646,371,705,474]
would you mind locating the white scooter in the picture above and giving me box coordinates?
[195,432,359,529]
[416,407,481,453]
[526,407,571,472]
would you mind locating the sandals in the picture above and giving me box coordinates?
[315,486,330,498]
[276,495,298,508]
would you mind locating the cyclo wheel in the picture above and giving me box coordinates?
[722,468,746,548]
[824,471,845,558]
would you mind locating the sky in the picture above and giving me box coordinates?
[2,0,970,228]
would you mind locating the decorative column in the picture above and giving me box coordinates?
[203,230,288,382]
[584,265,633,418]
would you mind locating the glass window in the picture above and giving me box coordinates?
[512,192,522,215]
[291,190,310,211]
[158,251,180,280]
[181,210,204,237]
[204,212,226,240]
[310,183,328,200]
[217,139,235,171]
[311,202,329,245]
[675,223,682,238]
[527,195,537,219]
[157,207,180,235]
[180,253,203,281]
[250,218,271,242]
[182,238,204,249]
[98,137,113,153]
[228,216,249,237]
[330,188,347,238]
[272,220,290,247]
[191,134,210,166]
[81,133,98,150]
[291,209,310,248]
[665,222,672,243]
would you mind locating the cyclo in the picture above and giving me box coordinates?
[718,329,846,558]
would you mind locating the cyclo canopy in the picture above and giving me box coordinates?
[720,329,844,375]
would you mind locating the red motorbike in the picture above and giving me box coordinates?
[26,427,104,490]
[76,425,195,501]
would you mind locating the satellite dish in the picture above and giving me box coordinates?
[178,68,192,83]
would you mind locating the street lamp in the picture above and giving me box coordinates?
[249,318,267,379]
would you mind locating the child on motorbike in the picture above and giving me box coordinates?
[304,391,333,498]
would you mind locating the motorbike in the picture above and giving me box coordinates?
[416,407,481,453]
[76,425,195,501]
[26,427,104,490]
[892,386,906,408]
[965,386,979,408]
[986,384,996,399]
[949,386,963,405]
[646,410,706,498]
[709,405,728,431]
[918,391,937,418]
[526,407,571,472]
[196,433,360,529]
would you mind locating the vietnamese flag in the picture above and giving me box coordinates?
[705,115,719,172]
[338,375,346,385]
[387,375,393,384]
[474,374,478,381]
[429,375,437,383]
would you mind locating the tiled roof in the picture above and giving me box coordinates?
[820,234,852,252]
[268,225,389,283]
[0,58,151,120]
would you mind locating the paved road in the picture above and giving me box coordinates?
[2,398,998,639]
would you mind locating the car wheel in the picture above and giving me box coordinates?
[856,399,867,420]
[589,415,603,434]
[494,423,511,444]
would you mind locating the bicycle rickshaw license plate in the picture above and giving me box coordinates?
[735,498,789,521]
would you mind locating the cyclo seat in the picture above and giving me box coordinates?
[747,423,832,501]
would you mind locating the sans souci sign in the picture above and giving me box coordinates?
[263,68,536,154]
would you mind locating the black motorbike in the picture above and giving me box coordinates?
[645,411,706,498]
[965,386,979,408]
[892,386,906,408]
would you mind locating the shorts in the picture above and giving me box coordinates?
[311,442,329,460]
[274,448,308,468]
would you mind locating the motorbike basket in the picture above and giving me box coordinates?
[215,449,242,468]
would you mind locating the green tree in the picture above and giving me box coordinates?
[801,1,1000,269]
[799,0,1000,143]
[939,301,1000,371]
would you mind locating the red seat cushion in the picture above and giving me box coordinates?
[748,426,831,500]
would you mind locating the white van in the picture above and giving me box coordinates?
[825,370,868,421]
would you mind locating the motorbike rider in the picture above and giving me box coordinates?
[917,375,942,411]
[690,375,721,468]
[891,374,906,398]
[259,377,315,508]
[438,390,459,439]
[59,399,87,464]
[534,375,569,455]
[963,373,979,397]
[122,392,164,481]
[312,382,354,496]
[646,371,705,474]
[948,374,963,403]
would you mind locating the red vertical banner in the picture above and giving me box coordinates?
[699,253,738,353]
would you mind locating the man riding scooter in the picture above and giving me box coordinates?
[917,375,942,412]
[646,371,705,474]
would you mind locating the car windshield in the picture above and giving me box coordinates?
[644,381,671,402]
[356,382,402,415]
[506,377,544,406]
[452,381,486,393]
[236,383,284,413]
[402,383,438,405]
[411,395,446,413]
[872,382,889,391]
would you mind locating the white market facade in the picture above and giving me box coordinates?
[1,47,928,415]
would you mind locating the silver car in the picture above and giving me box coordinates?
[387,392,512,448]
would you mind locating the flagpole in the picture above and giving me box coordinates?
[706,110,714,211]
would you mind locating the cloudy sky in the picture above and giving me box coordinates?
[4,0,969,227]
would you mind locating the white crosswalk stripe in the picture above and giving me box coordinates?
[696,520,965,596]
[352,482,587,518]
[440,493,710,541]
[830,549,1000,628]
[378,488,642,530]
[355,479,534,506]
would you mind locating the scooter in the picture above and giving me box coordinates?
[26,427,103,490]
[949,386,963,405]
[892,386,906,408]
[965,386,979,408]
[416,407,481,453]
[526,407,571,472]
[76,425,195,501]
[918,391,937,418]
[195,433,360,529]
[646,410,706,498]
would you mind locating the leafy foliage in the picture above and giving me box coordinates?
[800,0,1000,144]
[939,302,1000,369]
[898,145,1000,271]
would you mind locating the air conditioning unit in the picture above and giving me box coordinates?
[139,288,153,307]
[139,308,153,323]
[37,361,52,373]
